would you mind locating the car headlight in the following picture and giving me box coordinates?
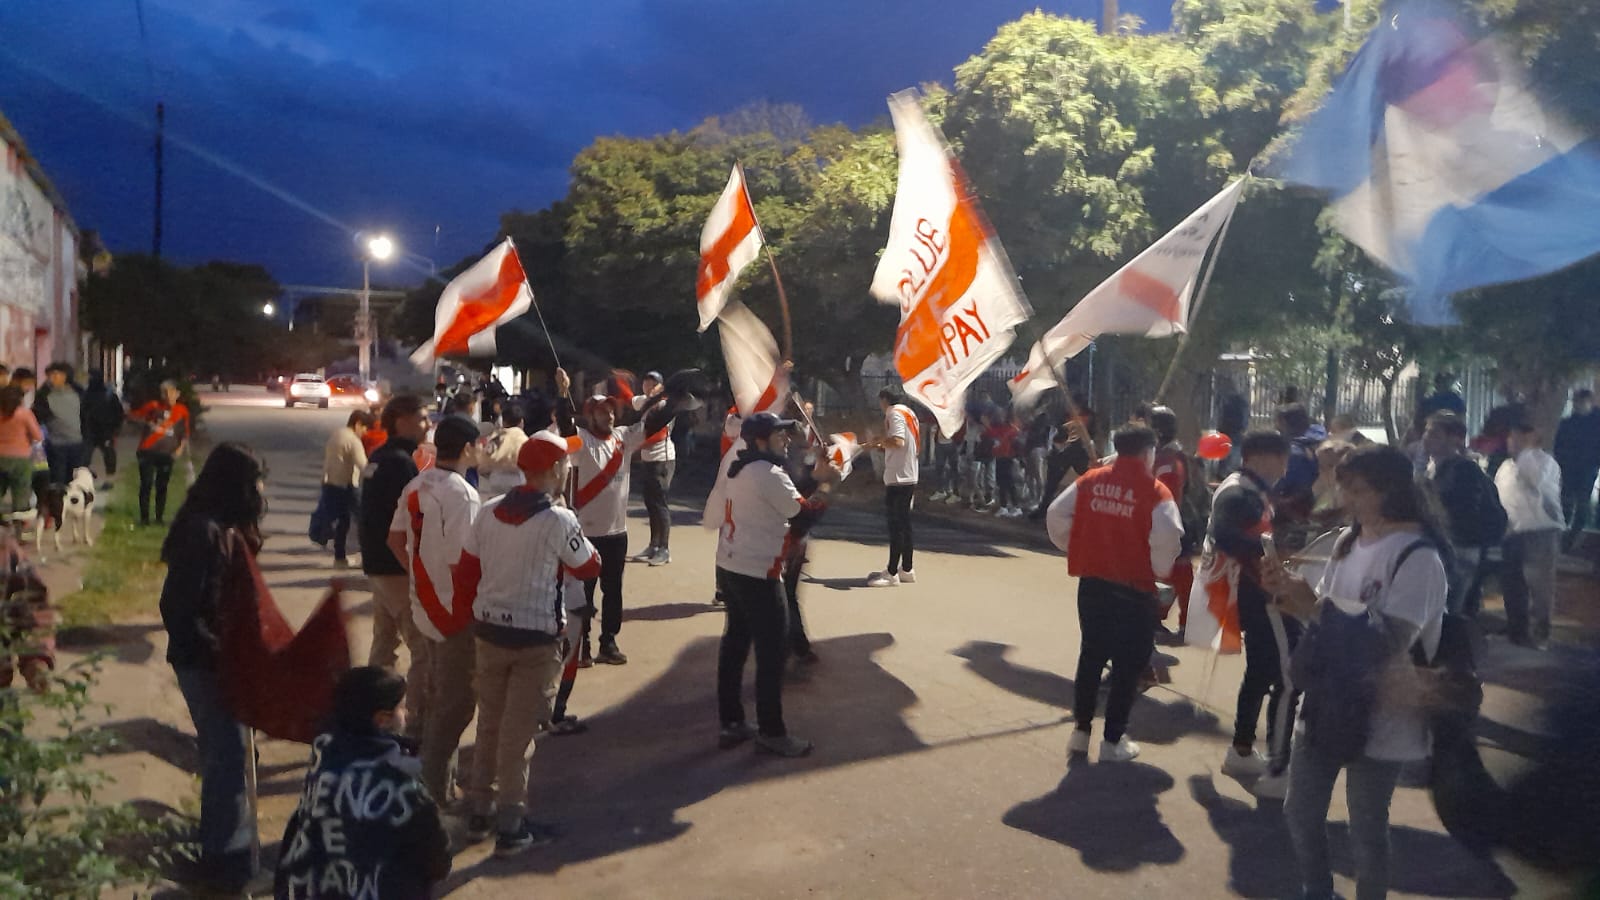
[364,388,379,403]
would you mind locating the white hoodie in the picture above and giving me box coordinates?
[1495,447,1563,534]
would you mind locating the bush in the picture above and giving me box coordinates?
[0,658,187,898]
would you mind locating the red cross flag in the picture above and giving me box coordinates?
[411,238,533,367]
[869,90,1032,437]
[697,164,765,332]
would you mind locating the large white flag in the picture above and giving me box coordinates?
[869,91,1032,438]
[697,164,765,332]
[1009,179,1245,408]
[411,238,533,367]
[717,300,788,417]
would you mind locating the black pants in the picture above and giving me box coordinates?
[885,484,915,574]
[583,532,628,642]
[88,436,117,476]
[45,441,85,486]
[640,460,675,550]
[1073,577,1158,743]
[1562,466,1598,543]
[137,449,175,523]
[995,457,1017,507]
[716,567,789,737]
[1235,588,1302,769]
[782,542,810,656]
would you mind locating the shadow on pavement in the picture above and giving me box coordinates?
[624,601,720,622]
[952,641,1221,746]
[1003,756,1184,872]
[442,631,924,888]
[99,717,198,773]
[1188,773,1299,898]
[56,621,163,665]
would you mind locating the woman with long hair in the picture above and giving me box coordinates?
[158,442,266,892]
[0,385,42,517]
[1261,444,1450,900]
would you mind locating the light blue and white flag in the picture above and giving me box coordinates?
[1276,3,1600,323]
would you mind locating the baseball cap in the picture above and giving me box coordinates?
[517,429,583,474]
[740,411,798,441]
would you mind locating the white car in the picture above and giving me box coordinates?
[285,373,332,409]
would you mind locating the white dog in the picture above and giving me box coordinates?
[63,466,96,546]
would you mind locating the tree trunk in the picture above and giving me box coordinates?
[1381,373,1399,445]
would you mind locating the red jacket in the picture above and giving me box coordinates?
[1047,456,1184,594]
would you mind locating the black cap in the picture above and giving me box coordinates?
[741,411,797,441]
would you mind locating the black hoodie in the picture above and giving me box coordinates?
[275,730,450,900]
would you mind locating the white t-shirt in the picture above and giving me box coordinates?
[716,458,804,579]
[882,404,920,486]
[390,468,482,642]
[573,423,646,537]
[631,394,675,463]
[464,498,596,635]
[1311,529,1448,762]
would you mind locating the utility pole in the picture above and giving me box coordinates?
[152,101,165,260]
[359,259,372,383]
[1102,0,1118,34]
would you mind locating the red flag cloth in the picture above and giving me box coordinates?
[218,530,351,744]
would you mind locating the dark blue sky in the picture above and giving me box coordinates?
[0,0,1172,288]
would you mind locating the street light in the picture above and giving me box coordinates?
[262,301,276,317]
[359,232,395,382]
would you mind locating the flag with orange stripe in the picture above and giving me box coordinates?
[869,90,1032,438]
[411,238,534,366]
[716,299,788,418]
[1009,179,1244,409]
[697,164,765,332]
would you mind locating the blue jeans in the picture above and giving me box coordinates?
[174,667,256,885]
[319,484,358,559]
[45,441,85,486]
[1284,734,1404,900]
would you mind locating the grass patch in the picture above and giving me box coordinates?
[59,460,193,627]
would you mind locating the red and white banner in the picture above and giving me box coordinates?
[826,431,862,481]
[717,299,788,417]
[870,91,1032,438]
[411,238,533,367]
[1010,179,1244,407]
[697,164,765,332]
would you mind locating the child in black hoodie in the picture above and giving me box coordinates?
[276,666,451,900]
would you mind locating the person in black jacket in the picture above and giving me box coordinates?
[158,442,267,894]
[360,396,429,703]
[1028,408,1096,520]
[1424,412,1506,615]
[81,369,125,481]
[276,666,451,900]
[1554,388,1600,550]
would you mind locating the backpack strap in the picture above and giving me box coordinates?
[1391,537,1435,585]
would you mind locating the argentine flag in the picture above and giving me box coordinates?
[1276,3,1600,324]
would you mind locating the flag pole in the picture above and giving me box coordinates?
[1154,187,1242,404]
[738,162,795,361]
[508,238,562,370]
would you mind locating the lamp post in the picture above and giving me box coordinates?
[359,234,394,382]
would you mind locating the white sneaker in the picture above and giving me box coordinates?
[1253,771,1289,799]
[1222,747,1270,778]
[866,571,899,588]
[1099,737,1141,763]
[1008,507,1024,518]
[896,569,916,584]
[928,491,947,502]
[1067,730,1092,754]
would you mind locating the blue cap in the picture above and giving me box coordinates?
[740,411,797,441]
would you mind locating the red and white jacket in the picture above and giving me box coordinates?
[1047,456,1183,594]
[632,394,675,464]
[571,423,647,537]
[715,457,823,580]
[454,491,601,637]
[390,468,482,641]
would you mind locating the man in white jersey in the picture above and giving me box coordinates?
[628,371,677,566]
[865,387,921,587]
[554,369,673,665]
[455,429,599,857]
[386,415,482,802]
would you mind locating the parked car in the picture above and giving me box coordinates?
[285,373,332,409]
[328,373,382,405]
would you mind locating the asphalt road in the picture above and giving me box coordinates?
[116,389,1570,899]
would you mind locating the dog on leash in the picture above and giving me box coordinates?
[29,470,64,552]
[63,467,96,546]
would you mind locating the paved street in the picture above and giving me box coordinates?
[94,391,1570,899]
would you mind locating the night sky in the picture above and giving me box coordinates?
[1,0,1174,289]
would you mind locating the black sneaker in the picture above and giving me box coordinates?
[628,545,658,562]
[494,821,558,857]
[595,641,628,665]
[648,548,672,566]
[464,815,493,843]
[578,645,593,668]
[718,721,758,749]
[754,734,814,757]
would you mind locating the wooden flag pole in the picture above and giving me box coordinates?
[736,162,795,362]
[1154,189,1242,404]
[508,238,562,370]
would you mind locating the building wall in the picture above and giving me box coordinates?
[0,133,80,373]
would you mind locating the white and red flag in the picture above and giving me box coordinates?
[717,299,789,417]
[825,431,863,481]
[1009,179,1245,408]
[869,91,1032,438]
[411,238,533,367]
[697,164,766,332]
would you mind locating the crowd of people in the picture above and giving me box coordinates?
[149,366,1599,899]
